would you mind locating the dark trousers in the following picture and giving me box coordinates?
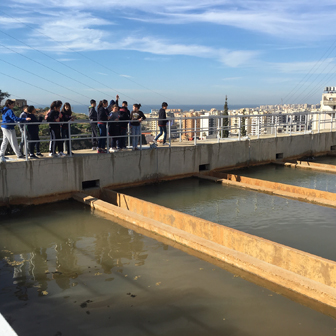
[49,126,63,154]
[90,122,98,147]
[155,125,167,143]
[119,127,127,149]
[109,125,120,148]
[62,127,71,154]
[21,128,40,154]
[98,124,106,149]
[28,130,39,155]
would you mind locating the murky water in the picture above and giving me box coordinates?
[120,178,336,261]
[227,163,336,193]
[310,155,336,165]
[1,200,336,336]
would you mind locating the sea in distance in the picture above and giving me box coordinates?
[32,104,259,116]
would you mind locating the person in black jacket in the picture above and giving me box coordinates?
[108,104,120,151]
[154,102,169,146]
[60,102,74,155]
[88,99,98,150]
[119,104,130,150]
[47,100,63,157]
[97,99,109,153]
[130,103,146,150]
[26,105,43,159]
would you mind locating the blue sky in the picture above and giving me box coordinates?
[1,0,336,108]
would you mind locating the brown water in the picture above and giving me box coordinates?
[227,163,336,193]
[1,200,336,335]
[120,177,336,261]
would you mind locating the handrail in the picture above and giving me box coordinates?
[0,110,335,161]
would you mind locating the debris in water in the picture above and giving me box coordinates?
[86,311,90,315]
[41,291,48,296]
[131,294,136,298]
[80,302,87,308]
[127,293,131,295]
[156,282,161,286]
[199,268,203,270]
[94,272,102,276]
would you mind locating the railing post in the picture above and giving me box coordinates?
[24,126,28,161]
[127,123,130,148]
[217,117,220,143]
[331,115,333,132]
[179,117,182,142]
[106,122,110,153]
[290,115,292,135]
[257,116,260,139]
[318,113,321,133]
[68,122,72,157]
[238,115,241,141]
[140,122,142,149]
[194,119,197,146]
[168,120,171,147]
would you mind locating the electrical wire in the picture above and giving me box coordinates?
[0,9,178,105]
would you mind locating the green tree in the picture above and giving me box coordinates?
[241,109,247,136]
[0,90,10,105]
[222,95,229,138]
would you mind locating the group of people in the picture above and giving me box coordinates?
[89,97,169,152]
[0,97,169,161]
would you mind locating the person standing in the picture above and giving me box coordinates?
[60,102,74,155]
[97,99,109,153]
[26,105,43,159]
[119,103,130,150]
[0,99,31,161]
[154,102,169,146]
[47,100,63,157]
[89,99,98,150]
[19,105,28,155]
[108,104,120,152]
[130,103,146,150]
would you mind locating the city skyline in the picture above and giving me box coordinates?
[1,1,336,107]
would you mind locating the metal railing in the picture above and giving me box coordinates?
[0,110,335,161]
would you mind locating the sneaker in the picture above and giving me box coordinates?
[29,154,38,159]
[109,148,114,153]
[0,156,6,163]
[17,155,25,159]
[49,153,58,157]
[92,147,97,150]
[36,152,44,157]
[58,152,65,157]
[152,139,157,144]
[162,143,169,146]
[98,149,107,154]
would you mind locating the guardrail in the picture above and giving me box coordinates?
[0,110,335,161]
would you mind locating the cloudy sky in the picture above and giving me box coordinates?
[1,0,336,108]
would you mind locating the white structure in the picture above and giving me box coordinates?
[313,87,336,131]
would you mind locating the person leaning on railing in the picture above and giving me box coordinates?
[25,105,43,159]
[0,99,31,162]
[130,103,146,150]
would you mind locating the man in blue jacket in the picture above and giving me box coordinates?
[0,99,31,161]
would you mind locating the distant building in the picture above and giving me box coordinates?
[12,99,27,108]
[313,87,336,131]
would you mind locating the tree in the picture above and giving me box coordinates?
[222,95,229,138]
[0,90,10,105]
[241,109,247,136]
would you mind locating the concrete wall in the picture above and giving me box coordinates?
[1,132,336,204]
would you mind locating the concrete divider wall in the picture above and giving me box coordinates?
[1,132,336,204]
[101,188,336,289]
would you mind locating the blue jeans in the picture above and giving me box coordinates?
[155,125,167,143]
[98,124,107,149]
[131,125,141,149]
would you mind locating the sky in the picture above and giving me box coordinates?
[1,0,336,109]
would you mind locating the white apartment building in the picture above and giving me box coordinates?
[313,87,336,131]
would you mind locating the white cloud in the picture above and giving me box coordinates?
[271,58,336,74]
[120,74,132,78]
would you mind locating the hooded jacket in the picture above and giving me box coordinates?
[1,107,27,130]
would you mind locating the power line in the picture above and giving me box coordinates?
[0,57,92,102]
[283,39,336,104]
[0,69,90,106]
[0,29,152,108]
[0,9,178,105]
